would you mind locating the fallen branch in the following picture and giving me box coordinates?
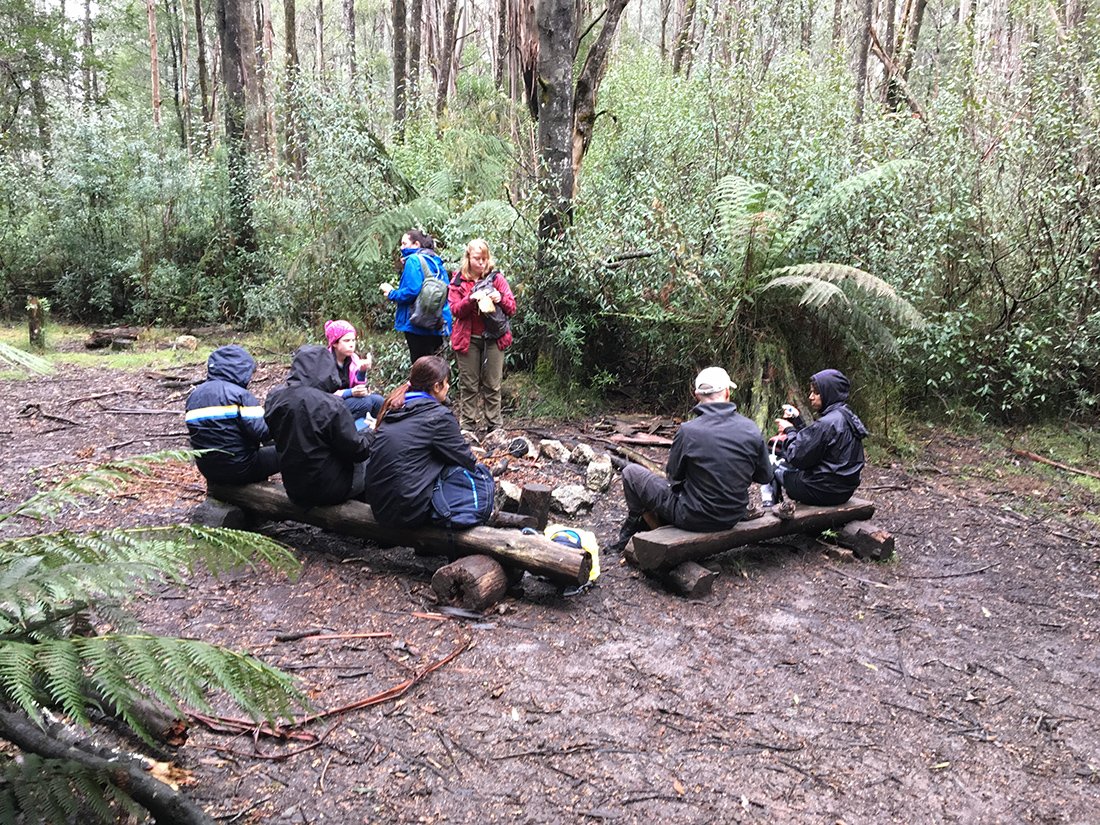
[1011,448,1100,482]
[602,440,664,476]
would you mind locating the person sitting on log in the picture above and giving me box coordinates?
[264,345,372,507]
[185,345,279,485]
[364,356,484,527]
[768,368,868,507]
[609,366,773,554]
[324,319,384,427]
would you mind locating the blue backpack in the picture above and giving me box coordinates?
[430,464,495,528]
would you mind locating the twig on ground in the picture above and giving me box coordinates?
[1011,448,1100,482]
[896,564,996,580]
[822,564,893,589]
[100,432,189,451]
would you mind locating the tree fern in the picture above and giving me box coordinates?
[0,456,309,823]
[762,263,924,328]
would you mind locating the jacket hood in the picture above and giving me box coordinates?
[813,369,869,440]
[381,394,442,425]
[207,345,256,387]
[691,399,739,417]
[286,345,341,393]
[812,369,850,409]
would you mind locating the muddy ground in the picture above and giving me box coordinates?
[1,352,1099,824]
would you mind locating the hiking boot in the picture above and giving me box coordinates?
[774,500,796,521]
[608,515,643,555]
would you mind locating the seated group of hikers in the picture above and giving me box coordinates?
[187,340,867,539]
[185,339,484,528]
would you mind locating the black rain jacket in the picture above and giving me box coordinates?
[185,345,271,482]
[668,401,773,532]
[264,345,371,507]
[364,394,476,526]
[784,369,869,496]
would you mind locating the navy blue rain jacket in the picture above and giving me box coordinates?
[784,369,869,495]
[186,346,271,481]
[264,345,372,507]
[364,394,475,526]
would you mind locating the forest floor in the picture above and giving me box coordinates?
[1,347,1099,824]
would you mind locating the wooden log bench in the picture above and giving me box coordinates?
[627,497,893,577]
[201,481,591,589]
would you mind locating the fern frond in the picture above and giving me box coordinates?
[449,199,525,241]
[762,263,924,328]
[1,753,138,825]
[1,451,198,525]
[422,169,458,200]
[0,341,53,376]
[348,197,451,267]
[778,158,921,255]
[714,175,789,262]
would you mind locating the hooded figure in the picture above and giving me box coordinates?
[264,345,372,507]
[777,368,869,506]
[185,345,278,485]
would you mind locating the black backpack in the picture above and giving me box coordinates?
[409,256,448,331]
[430,464,495,528]
[472,274,511,341]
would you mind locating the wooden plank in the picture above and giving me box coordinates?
[629,497,877,572]
[206,481,591,587]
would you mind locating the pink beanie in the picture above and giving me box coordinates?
[324,319,356,348]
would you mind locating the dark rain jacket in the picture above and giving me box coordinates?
[784,369,869,496]
[185,345,272,483]
[667,401,773,532]
[364,394,476,526]
[264,345,371,507]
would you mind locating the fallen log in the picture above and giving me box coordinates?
[833,520,895,561]
[432,555,508,611]
[665,561,717,598]
[629,497,876,572]
[205,481,590,587]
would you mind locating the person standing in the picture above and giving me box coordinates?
[324,319,384,423]
[185,345,279,485]
[379,230,452,363]
[771,369,868,506]
[610,366,773,553]
[448,238,517,433]
[363,356,479,527]
[264,345,372,507]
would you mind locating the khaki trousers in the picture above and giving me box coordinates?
[456,336,505,431]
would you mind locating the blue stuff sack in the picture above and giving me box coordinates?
[430,464,495,528]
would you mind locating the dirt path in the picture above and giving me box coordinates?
[2,361,1098,823]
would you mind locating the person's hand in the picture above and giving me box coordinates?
[775,419,794,434]
[379,282,394,296]
[781,404,800,420]
[488,288,502,303]
[361,352,373,370]
[352,385,369,397]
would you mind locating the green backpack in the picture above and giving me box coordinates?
[409,256,448,331]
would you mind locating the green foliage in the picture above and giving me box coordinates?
[0,454,307,822]
[0,341,52,375]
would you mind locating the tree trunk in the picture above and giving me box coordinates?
[83,0,99,106]
[27,297,45,349]
[494,0,507,88]
[408,0,422,105]
[659,0,671,59]
[671,0,695,75]
[216,0,257,251]
[146,0,163,127]
[435,0,457,118]
[194,0,212,144]
[178,0,193,151]
[315,0,325,77]
[852,0,872,126]
[164,0,186,147]
[258,0,276,156]
[572,0,630,195]
[343,0,357,81]
[284,0,305,174]
[830,0,842,48]
[393,0,407,133]
[535,0,576,243]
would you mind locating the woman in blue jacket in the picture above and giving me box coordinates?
[378,230,453,363]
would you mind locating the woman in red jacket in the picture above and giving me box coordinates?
[448,238,517,433]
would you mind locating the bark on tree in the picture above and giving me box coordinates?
[216,0,259,250]
[284,0,305,173]
[146,0,162,127]
[435,0,457,118]
[343,0,357,80]
[315,0,325,76]
[164,0,187,147]
[853,0,872,125]
[887,0,927,110]
[178,0,193,150]
[535,0,576,242]
[257,0,275,155]
[393,0,407,132]
[83,0,99,106]
[671,0,696,75]
[830,0,843,48]
[194,0,212,143]
[494,0,507,88]
[572,0,630,197]
[27,297,45,349]
[408,0,422,105]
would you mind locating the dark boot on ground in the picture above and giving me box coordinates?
[608,514,643,555]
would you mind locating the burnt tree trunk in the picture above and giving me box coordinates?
[393,0,407,132]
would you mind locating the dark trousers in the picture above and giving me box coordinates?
[775,466,854,506]
[198,445,279,486]
[343,393,384,420]
[405,332,444,363]
[621,464,678,525]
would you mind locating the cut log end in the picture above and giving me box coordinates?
[191,498,251,530]
[432,555,508,611]
[834,520,896,561]
[518,484,552,531]
[665,561,717,598]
